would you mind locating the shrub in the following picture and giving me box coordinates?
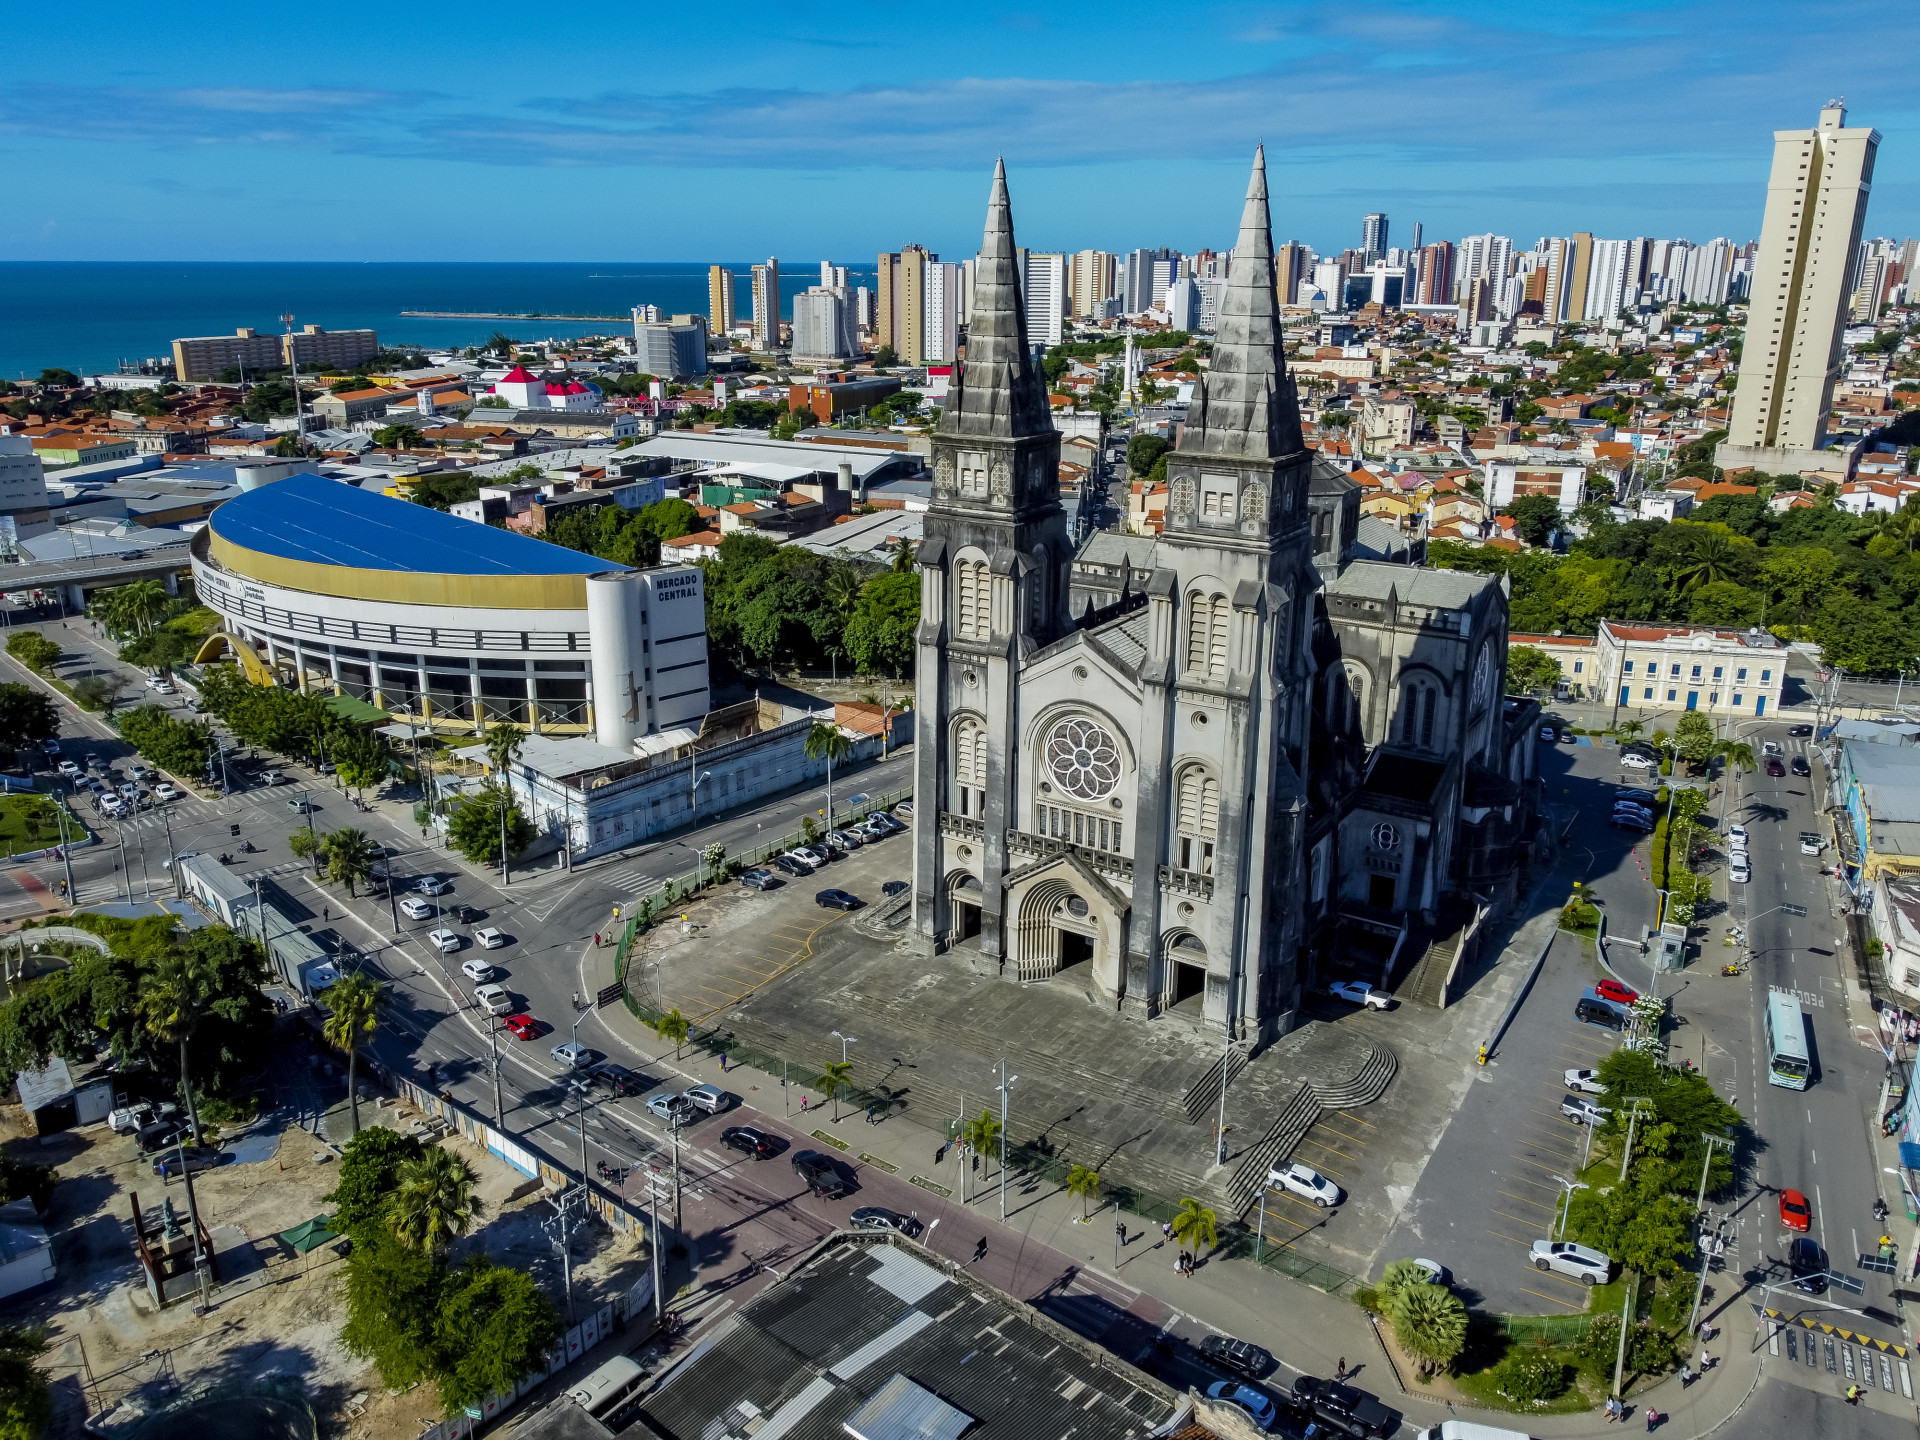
[4,633,60,672]
[1628,1324,1678,1376]
[1493,1350,1570,1403]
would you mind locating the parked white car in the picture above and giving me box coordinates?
[1729,859,1751,885]
[1564,1068,1605,1094]
[1530,1239,1611,1285]
[99,794,127,816]
[1726,825,1749,847]
[1618,752,1657,770]
[1328,980,1391,1011]
[1267,1161,1344,1208]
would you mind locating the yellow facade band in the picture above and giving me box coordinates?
[208,531,591,611]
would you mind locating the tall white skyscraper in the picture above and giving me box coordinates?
[821,262,849,289]
[750,258,781,349]
[923,261,961,363]
[791,288,850,361]
[1165,278,1200,332]
[1584,239,1632,326]
[1682,238,1733,304]
[1020,251,1067,346]
[1725,102,1881,466]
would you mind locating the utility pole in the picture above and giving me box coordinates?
[649,1165,664,1325]
[1214,1036,1248,1168]
[1686,1132,1731,1335]
[1618,1097,1653,1183]
[488,1013,504,1129]
[994,1059,1017,1222]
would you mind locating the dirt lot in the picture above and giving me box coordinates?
[9,1063,653,1439]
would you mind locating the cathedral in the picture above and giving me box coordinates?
[910,151,1541,1043]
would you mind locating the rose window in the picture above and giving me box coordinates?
[1045,717,1122,800]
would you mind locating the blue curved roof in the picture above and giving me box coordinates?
[208,472,626,577]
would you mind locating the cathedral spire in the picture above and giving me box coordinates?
[1178,145,1303,460]
[939,158,1053,440]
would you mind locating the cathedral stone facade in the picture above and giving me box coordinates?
[910,152,1540,1042]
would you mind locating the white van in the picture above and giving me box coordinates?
[567,1354,644,1418]
[1414,1423,1534,1440]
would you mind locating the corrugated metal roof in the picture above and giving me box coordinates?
[844,1374,973,1440]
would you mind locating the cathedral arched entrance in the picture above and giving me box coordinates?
[1162,932,1209,1016]
[1003,856,1126,995]
[946,872,984,944]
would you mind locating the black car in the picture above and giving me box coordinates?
[1199,1334,1275,1380]
[722,1126,780,1160]
[849,1205,922,1237]
[881,880,909,897]
[792,1149,848,1198]
[772,855,811,878]
[154,1146,230,1178]
[133,1121,189,1154]
[587,1062,645,1097]
[815,889,863,911]
[739,868,780,891]
[1788,724,1814,737]
[1789,1236,1828,1293]
[448,903,483,924]
[1791,755,1810,776]
[1291,1376,1393,1438]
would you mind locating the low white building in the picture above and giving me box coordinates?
[1638,490,1694,522]
[1487,460,1586,513]
[1596,620,1788,719]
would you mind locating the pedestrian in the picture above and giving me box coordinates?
[1644,1406,1658,1432]
[1603,1395,1620,1423]
[1846,1385,1861,1406]
[1161,1221,1172,1244]
[1677,1363,1693,1388]
[323,905,329,922]
[1118,1222,1128,1246]
[801,1094,809,1111]
[1334,1357,1346,1383]
[720,1052,728,1073]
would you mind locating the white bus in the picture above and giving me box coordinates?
[1765,988,1811,1090]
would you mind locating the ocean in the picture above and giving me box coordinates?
[0,262,878,380]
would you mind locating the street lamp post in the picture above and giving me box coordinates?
[1685,1132,1731,1334]
[1214,1036,1250,1168]
[993,1060,1018,1222]
[488,1012,504,1129]
[1548,1174,1588,1240]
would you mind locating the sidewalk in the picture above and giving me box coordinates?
[572,929,1774,1439]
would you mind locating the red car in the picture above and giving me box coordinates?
[502,1012,540,1040]
[1765,757,1786,777]
[1596,978,1640,1006]
[1780,1188,1812,1233]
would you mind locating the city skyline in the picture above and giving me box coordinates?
[1,0,1914,261]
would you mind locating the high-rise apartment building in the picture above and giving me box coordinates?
[1723,102,1880,470]
[1582,239,1631,326]
[1539,237,1571,321]
[791,288,851,363]
[877,246,952,364]
[708,266,736,336]
[1852,243,1892,321]
[633,316,708,379]
[821,262,849,289]
[1415,242,1455,305]
[1362,213,1388,260]
[1068,250,1116,318]
[1274,242,1309,306]
[923,262,960,363]
[1164,278,1200,332]
[171,325,378,383]
[1122,248,1177,314]
[750,259,781,350]
[1020,251,1067,346]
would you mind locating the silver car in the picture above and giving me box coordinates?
[1530,1239,1611,1285]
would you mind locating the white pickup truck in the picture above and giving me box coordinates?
[107,1100,178,1134]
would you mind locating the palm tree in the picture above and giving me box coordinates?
[654,1008,690,1059]
[1390,1282,1468,1378]
[484,722,527,776]
[390,1147,478,1252]
[1615,719,1646,747]
[817,1060,854,1122]
[139,947,216,1144]
[1376,1257,1435,1317]
[323,827,380,898]
[1065,1164,1101,1220]
[1675,531,1738,592]
[1169,1196,1218,1257]
[960,1109,1001,1202]
[890,537,915,574]
[804,720,854,828]
[321,973,385,1135]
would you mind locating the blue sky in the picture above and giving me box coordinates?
[1,0,1914,262]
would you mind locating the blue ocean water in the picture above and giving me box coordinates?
[0,262,877,380]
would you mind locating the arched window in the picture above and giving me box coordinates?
[1174,765,1218,875]
[1399,681,1440,749]
[1185,590,1231,678]
[955,559,989,641]
[953,717,987,817]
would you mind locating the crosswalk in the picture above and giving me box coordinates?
[601,865,659,904]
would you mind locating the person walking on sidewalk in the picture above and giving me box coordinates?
[1846,1385,1862,1406]
[1160,1221,1172,1245]
[1334,1358,1346,1383]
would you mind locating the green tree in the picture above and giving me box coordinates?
[1389,1281,1468,1378]
[4,634,59,672]
[817,1059,854,1122]
[0,685,58,752]
[323,827,381,898]
[871,344,898,369]
[654,1008,690,1058]
[1502,494,1562,546]
[484,722,527,777]
[326,1127,426,1241]
[959,1109,1000,1202]
[1169,1196,1218,1255]
[842,571,919,676]
[1375,1257,1436,1318]
[341,1226,445,1389]
[433,1257,562,1411]
[700,842,727,885]
[288,828,320,871]
[118,628,197,673]
[139,944,223,1144]
[0,1326,52,1440]
[322,973,386,1136]
[1673,712,1716,766]
[1505,645,1562,694]
[373,424,425,449]
[1812,597,1916,675]
[1127,434,1169,477]
[1065,1164,1101,1219]
[445,785,534,867]
[332,729,393,798]
[1685,580,1761,627]
[390,1147,479,1253]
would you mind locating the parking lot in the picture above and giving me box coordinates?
[1374,929,1626,1313]
[628,833,909,1026]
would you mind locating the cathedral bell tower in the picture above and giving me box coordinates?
[911,160,1068,958]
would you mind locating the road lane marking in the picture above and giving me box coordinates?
[1496,1190,1558,1212]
